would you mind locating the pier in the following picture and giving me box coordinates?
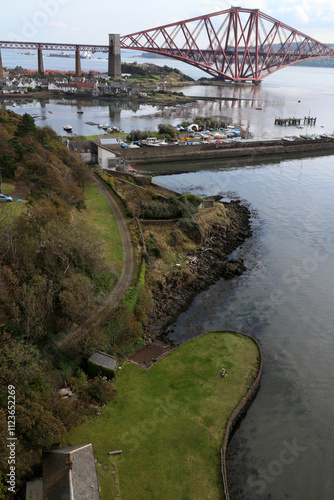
[275,116,317,126]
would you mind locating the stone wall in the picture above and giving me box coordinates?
[118,137,334,164]
[220,331,263,500]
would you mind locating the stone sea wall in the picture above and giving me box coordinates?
[121,137,334,164]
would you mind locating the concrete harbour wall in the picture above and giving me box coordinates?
[120,137,334,164]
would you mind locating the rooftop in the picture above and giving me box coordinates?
[43,444,100,500]
[91,351,117,371]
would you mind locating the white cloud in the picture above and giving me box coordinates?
[295,5,310,23]
[49,21,66,29]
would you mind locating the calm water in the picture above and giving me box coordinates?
[152,156,334,499]
[2,51,334,139]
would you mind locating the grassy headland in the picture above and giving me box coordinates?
[66,331,261,500]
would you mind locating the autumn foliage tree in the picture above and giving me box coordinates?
[0,109,119,493]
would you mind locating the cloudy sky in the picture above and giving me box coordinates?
[2,0,334,45]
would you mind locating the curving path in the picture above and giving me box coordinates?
[57,174,134,347]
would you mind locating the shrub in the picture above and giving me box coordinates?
[180,193,203,208]
[142,198,184,219]
[126,129,152,142]
[176,218,203,243]
[85,377,114,405]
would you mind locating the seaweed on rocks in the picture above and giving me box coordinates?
[143,201,252,343]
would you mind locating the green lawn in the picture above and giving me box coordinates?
[0,181,25,217]
[81,181,123,276]
[65,331,260,500]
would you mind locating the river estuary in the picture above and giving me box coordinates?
[151,154,334,500]
[144,68,334,500]
[2,55,334,498]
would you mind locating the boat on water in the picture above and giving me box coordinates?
[63,125,72,131]
[48,51,71,58]
[48,51,92,59]
[77,111,84,114]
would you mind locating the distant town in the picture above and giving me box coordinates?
[0,61,195,97]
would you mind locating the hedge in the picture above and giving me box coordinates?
[87,358,116,380]
[123,261,146,312]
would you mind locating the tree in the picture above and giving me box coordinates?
[157,123,178,140]
[15,113,36,137]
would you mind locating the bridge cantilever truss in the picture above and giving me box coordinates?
[120,7,334,82]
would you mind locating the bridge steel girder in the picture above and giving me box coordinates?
[120,7,334,82]
[0,42,109,53]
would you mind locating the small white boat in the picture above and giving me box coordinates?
[63,124,72,131]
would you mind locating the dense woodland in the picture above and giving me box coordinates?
[0,110,128,497]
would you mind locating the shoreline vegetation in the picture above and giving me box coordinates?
[66,330,262,500]
[0,108,261,498]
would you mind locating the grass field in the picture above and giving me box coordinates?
[79,181,124,276]
[0,181,24,217]
[65,331,260,500]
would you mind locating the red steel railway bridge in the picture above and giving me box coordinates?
[1,7,334,83]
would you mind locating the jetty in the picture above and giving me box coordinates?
[274,116,317,126]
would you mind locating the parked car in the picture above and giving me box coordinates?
[0,194,13,203]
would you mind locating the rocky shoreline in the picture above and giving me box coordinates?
[143,201,252,344]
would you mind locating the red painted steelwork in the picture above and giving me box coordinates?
[1,7,334,81]
[120,7,334,82]
[0,42,109,53]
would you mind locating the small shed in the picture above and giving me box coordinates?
[88,351,117,379]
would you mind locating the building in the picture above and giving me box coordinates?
[77,82,96,93]
[91,351,117,372]
[48,82,77,93]
[26,444,100,500]
[43,444,100,499]
[67,139,97,163]
[95,138,123,170]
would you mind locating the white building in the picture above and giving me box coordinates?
[96,139,123,170]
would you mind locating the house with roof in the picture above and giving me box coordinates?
[67,139,97,163]
[77,82,96,93]
[48,82,77,93]
[43,444,100,499]
[95,138,124,170]
[26,444,100,499]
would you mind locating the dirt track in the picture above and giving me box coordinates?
[57,174,134,347]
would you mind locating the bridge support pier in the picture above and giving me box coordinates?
[37,48,44,75]
[75,47,82,76]
[0,50,3,78]
[108,34,121,79]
